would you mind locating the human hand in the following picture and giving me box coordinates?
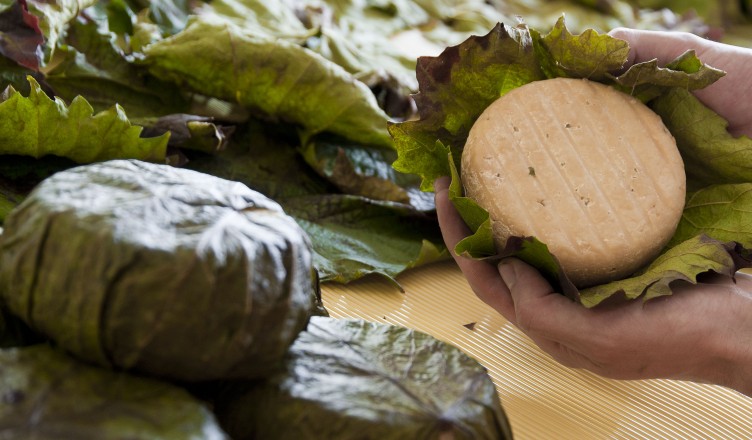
[609,27,752,137]
[434,176,752,396]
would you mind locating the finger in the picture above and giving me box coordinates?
[434,176,469,252]
[497,258,605,368]
[498,258,600,342]
[608,27,709,67]
[434,177,515,320]
[609,28,752,137]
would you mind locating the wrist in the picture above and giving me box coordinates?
[700,283,752,396]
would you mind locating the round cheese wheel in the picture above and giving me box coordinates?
[461,77,686,287]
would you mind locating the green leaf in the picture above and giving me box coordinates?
[195,0,425,119]
[215,316,512,440]
[537,15,629,80]
[651,88,752,189]
[614,50,726,100]
[0,55,39,93]
[0,344,228,439]
[286,195,446,285]
[301,135,434,209]
[448,153,496,257]
[184,122,335,201]
[139,114,234,155]
[139,0,195,36]
[44,18,189,118]
[195,0,309,39]
[389,21,545,191]
[24,0,98,65]
[0,76,168,163]
[580,235,749,307]
[141,16,393,148]
[669,184,752,248]
[186,121,446,285]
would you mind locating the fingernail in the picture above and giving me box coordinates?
[498,259,516,289]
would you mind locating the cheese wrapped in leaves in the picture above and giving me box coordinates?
[0,160,318,381]
[215,316,514,440]
[0,344,228,439]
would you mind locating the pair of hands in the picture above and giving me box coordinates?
[435,28,752,396]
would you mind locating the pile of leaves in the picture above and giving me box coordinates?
[1,0,747,288]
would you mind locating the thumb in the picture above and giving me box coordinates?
[498,258,602,344]
[497,258,587,341]
[497,258,556,303]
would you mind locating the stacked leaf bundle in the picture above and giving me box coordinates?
[0,160,512,439]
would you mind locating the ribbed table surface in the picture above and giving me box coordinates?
[321,260,752,439]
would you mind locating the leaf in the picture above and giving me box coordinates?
[0,53,40,92]
[132,0,195,36]
[670,183,752,248]
[186,121,447,285]
[139,114,234,155]
[44,17,189,118]
[141,16,393,148]
[617,49,725,89]
[537,15,629,80]
[0,344,229,439]
[448,153,496,257]
[651,88,752,189]
[580,235,751,307]
[300,135,434,210]
[195,0,309,40]
[184,121,336,201]
[614,50,725,100]
[0,0,44,70]
[214,316,513,440]
[24,0,99,65]
[0,76,169,163]
[389,21,545,191]
[195,0,423,119]
[285,194,447,285]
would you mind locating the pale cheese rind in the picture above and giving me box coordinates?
[461,77,686,287]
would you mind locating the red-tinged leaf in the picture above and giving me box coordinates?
[0,0,44,70]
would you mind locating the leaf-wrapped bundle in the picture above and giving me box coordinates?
[215,316,513,440]
[0,344,228,439]
[0,160,318,381]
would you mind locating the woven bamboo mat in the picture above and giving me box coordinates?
[321,260,752,439]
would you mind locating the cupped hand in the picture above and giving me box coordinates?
[434,176,752,396]
[609,27,752,137]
